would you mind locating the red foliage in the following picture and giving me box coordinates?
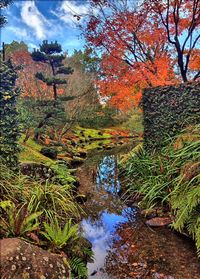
[11,50,64,100]
[85,0,200,110]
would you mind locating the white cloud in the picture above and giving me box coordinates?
[28,42,38,50]
[81,219,111,275]
[7,26,30,39]
[53,0,90,26]
[20,0,49,39]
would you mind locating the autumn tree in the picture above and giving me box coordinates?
[11,49,53,100]
[7,45,55,142]
[63,49,99,118]
[145,0,200,82]
[83,0,199,110]
[4,41,28,60]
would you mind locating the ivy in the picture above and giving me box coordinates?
[142,82,200,151]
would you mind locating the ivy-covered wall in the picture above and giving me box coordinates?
[142,82,200,150]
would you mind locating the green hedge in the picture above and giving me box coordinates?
[142,82,200,150]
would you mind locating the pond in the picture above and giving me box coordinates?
[76,142,200,279]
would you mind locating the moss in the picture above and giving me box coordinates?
[75,126,111,140]
[19,136,53,164]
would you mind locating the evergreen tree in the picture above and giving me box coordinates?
[31,41,73,140]
[0,59,20,168]
[0,0,21,169]
[32,40,73,101]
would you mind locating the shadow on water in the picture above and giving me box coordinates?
[77,141,200,279]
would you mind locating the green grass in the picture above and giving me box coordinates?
[117,109,143,134]
[75,126,111,139]
[19,136,54,164]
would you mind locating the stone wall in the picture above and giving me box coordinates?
[142,82,200,150]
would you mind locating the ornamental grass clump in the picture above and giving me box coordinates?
[123,124,200,256]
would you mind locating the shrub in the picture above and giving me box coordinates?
[0,200,42,237]
[0,59,21,168]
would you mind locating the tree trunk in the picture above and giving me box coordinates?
[34,112,53,141]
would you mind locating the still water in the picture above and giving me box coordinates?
[77,144,200,279]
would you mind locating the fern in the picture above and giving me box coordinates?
[0,200,42,236]
[41,217,79,249]
[69,257,87,279]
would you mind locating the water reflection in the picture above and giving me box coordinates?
[105,217,200,279]
[81,208,137,278]
[96,155,120,194]
[79,151,200,279]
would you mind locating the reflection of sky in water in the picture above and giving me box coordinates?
[81,155,137,278]
[96,155,120,194]
[82,208,136,278]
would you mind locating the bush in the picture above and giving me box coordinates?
[0,59,21,168]
[78,106,120,128]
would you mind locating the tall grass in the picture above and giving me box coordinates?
[0,163,81,221]
[122,124,200,255]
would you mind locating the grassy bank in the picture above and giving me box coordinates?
[0,155,92,278]
[121,124,200,256]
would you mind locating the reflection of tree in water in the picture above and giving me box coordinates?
[105,212,200,279]
[78,154,124,224]
[96,155,120,194]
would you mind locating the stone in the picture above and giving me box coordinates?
[40,147,58,159]
[19,163,54,180]
[145,217,172,227]
[0,238,70,279]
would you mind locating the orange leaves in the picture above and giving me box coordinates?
[97,52,177,110]
[85,0,199,109]
[189,49,200,73]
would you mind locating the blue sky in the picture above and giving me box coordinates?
[1,0,89,54]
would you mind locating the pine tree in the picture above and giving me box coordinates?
[31,41,74,140]
[31,40,73,101]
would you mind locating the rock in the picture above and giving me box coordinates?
[70,156,85,167]
[154,272,175,279]
[90,270,98,276]
[0,238,70,279]
[20,163,54,180]
[141,208,157,218]
[145,217,172,227]
[40,147,58,159]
